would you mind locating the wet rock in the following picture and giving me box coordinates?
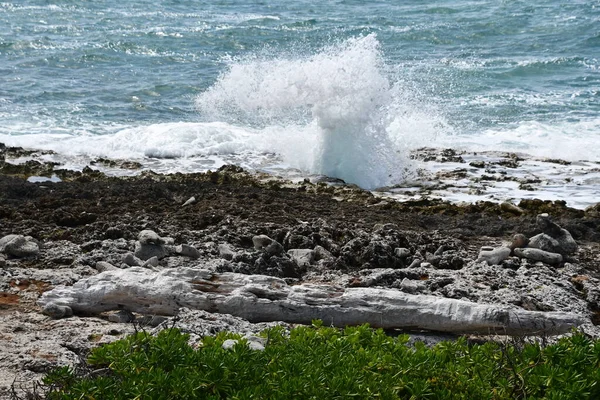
[536,213,577,254]
[476,247,511,266]
[175,244,200,259]
[123,252,143,267]
[95,261,118,272]
[252,235,284,256]
[42,304,73,319]
[1,235,39,258]
[514,248,563,265]
[287,249,315,268]
[218,243,235,260]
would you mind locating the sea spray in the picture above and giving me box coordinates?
[196,34,420,189]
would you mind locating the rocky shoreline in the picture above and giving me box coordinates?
[1,143,600,397]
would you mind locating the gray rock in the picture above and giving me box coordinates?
[408,258,423,268]
[536,214,577,254]
[95,261,118,272]
[182,196,196,207]
[500,202,525,215]
[0,254,5,268]
[313,245,333,261]
[218,244,235,260]
[252,235,284,255]
[141,256,159,268]
[3,236,40,258]
[529,233,560,253]
[123,252,143,267]
[107,310,135,323]
[514,248,563,265]
[510,234,529,250]
[134,242,167,261]
[175,244,200,259]
[287,249,315,268]
[42,304,73,319]
[394,248,411,259]
[476,247,511,266]
[138,230,164,245]
[400,278,426,294]
[0,234,20,252]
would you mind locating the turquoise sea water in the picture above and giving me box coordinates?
[1,1,599,187]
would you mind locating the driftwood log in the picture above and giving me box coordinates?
[38,267,586,335]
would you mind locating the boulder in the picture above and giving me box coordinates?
[536,214,577,254]
[528,233,559,253]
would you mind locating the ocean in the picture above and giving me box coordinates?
[1,1,599,206]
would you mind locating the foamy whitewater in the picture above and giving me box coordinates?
[1,1,599,205]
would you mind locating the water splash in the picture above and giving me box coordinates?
[196,34,429,189]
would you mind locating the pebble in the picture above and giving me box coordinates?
[252,235,284,256]
[182,196,196,207]
[394,248,411,259]
[218,243,235,260]
[141,256,159,268]
[123,252,143,267]
[107,310,135,323]
[287,249,315,268]
[175,244,201,259]
[42,304,73,319]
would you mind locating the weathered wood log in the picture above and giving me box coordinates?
[38,267,586,335]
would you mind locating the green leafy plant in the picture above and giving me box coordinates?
[42,324,600,399]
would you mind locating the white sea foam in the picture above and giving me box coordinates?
[195,34,442,188]
[440,118,600,162]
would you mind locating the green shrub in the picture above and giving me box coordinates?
[43,323,600,399]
